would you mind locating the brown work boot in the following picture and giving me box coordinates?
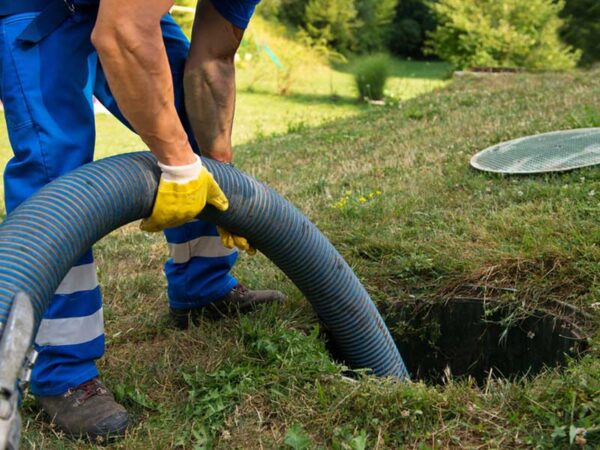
[170,283,285,328]
[36,378,130,441]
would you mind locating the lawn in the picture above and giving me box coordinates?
[233,54,450,144]
[3,58,600,448]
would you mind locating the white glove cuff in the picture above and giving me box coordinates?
[158,154,203,184]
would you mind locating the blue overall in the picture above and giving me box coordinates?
[0,0,259,396]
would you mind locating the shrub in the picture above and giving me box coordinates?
[353,54,390,101]
[560,0,600,66]
[426,0,581,71]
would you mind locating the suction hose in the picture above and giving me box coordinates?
[0,152,408,379]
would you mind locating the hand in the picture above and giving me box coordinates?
[140,155,228,232]
[218,227,256,255]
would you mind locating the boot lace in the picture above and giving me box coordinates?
[67,378,106,404]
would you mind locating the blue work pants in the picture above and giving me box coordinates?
[0,9,238,395]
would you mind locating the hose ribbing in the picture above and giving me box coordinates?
[0,152,408,379]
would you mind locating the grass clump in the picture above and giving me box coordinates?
[352,54,390,101]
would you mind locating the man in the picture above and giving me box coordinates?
[0,0,283,440]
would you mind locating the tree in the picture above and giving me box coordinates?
[390,0,438,58]
[427,0,580,70]
[303,0,358,52]
[354,0,399,53]
[560,0,600,65]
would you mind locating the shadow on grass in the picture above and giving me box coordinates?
[239,87,360,107]
[237,81,446,149]
[334,58,453,81]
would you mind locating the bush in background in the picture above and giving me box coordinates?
[390,0,438,58]
[353,0,398,53]
[181,0,592,69]
[261,0,399,54]
[560,0,600,66]
[303,0,358,51]
[353,54,390,101]
[427,0,580,71]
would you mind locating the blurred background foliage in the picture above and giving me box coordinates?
[172,0,597,101]
[426,0,580,71]
[174,0,597,70]
[559,0,600,66]
[250,0,598,68]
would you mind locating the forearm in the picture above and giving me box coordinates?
[183,0,244,163]
[92,1,195,165]
[184,58,236,163]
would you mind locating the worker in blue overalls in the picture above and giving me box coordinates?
[0,0,283,440]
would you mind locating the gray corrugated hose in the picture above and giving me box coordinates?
[0,152,409,379]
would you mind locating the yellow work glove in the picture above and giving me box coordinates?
[140,155,228,232]
[218,227,256,255]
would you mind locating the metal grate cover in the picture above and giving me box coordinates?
[470,128,600,174]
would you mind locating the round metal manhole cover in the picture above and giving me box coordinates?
[470,128,600,174]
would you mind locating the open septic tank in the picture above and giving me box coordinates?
[382,299,588,384]
[326,298,588,384]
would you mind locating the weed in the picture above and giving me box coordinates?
[332,190,382,209]
[286,119,309,134]
[566,105,600,128]
[183,365,258,436]
[284,424,312,449]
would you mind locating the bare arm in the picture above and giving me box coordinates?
[92,0,196,166]
[184,0,245,163]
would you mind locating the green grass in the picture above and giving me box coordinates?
[233,54,449,144]
[3,52,600,448]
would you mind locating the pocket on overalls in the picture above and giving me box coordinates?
[0,13,40,131]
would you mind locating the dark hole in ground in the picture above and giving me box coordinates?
[324,299,587,385]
